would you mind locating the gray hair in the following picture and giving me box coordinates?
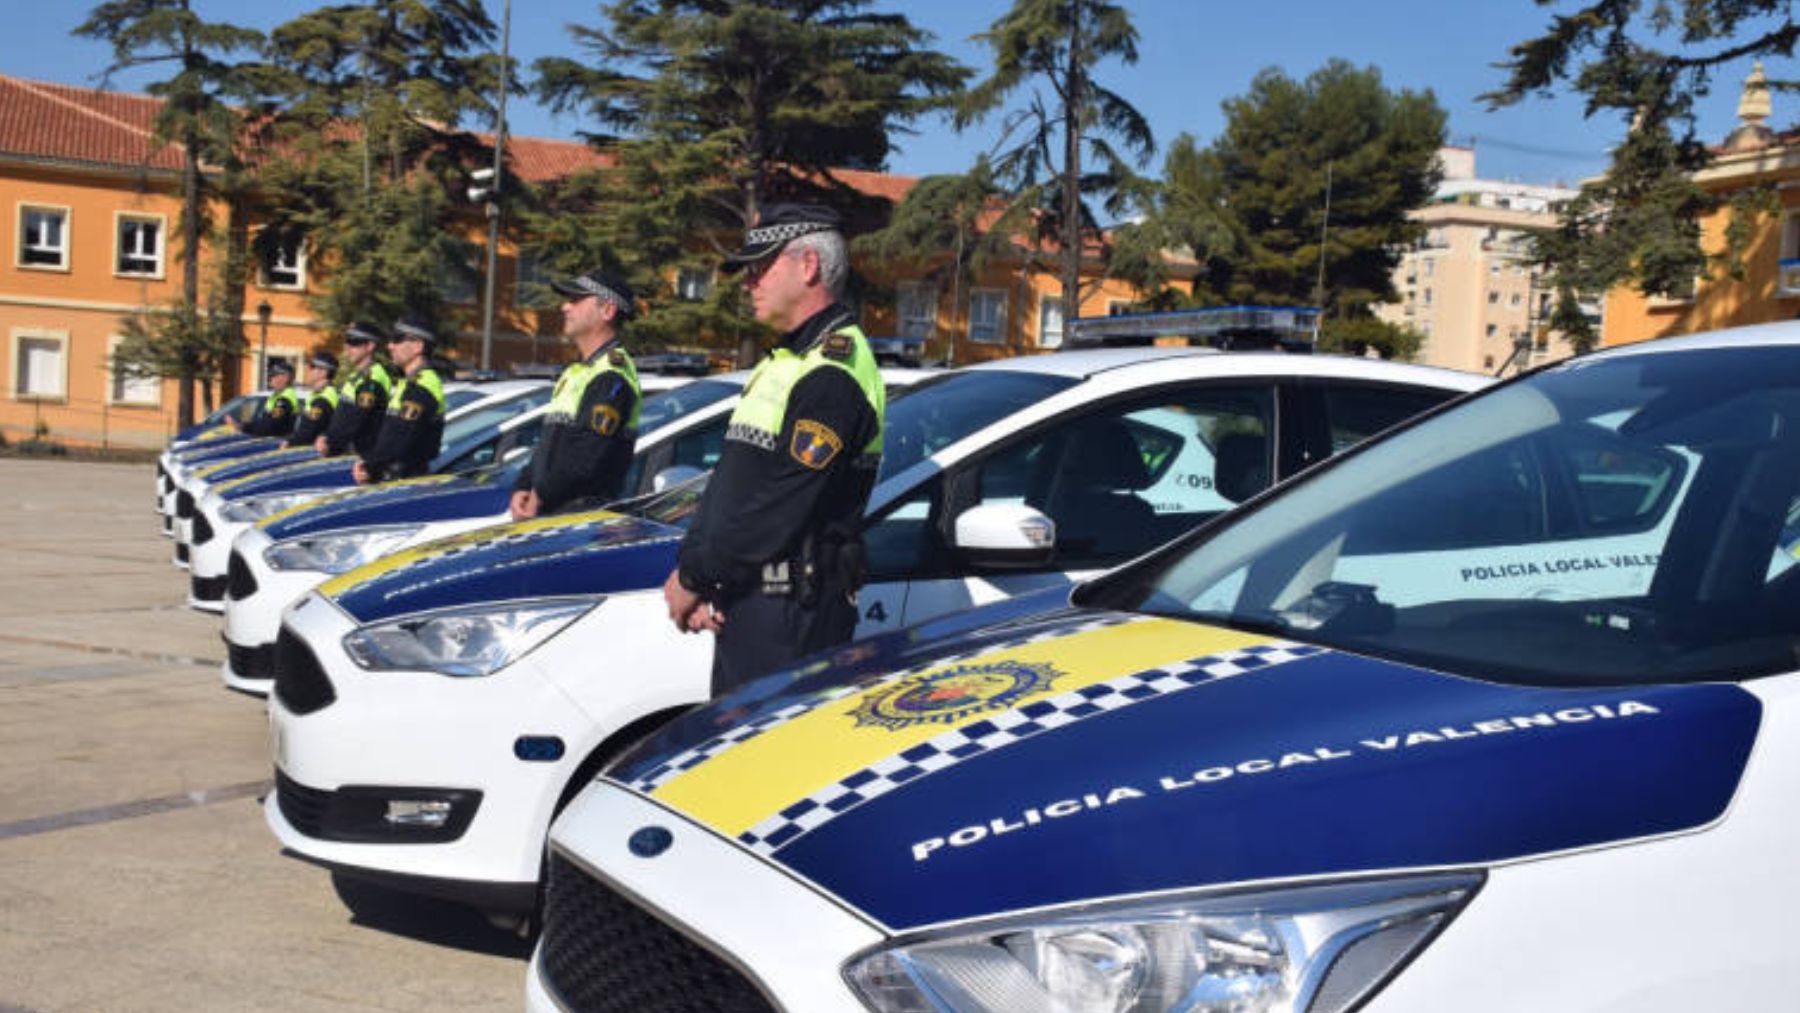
[784,230,848,296]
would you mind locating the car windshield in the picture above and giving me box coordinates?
[441,388,551,446]
[879,370,1079,479]
[1082,343,1800,688]
[443,388,487,413]
[638,379,741,435]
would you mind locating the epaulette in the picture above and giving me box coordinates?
[821,332,853,361]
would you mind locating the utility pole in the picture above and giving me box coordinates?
[478,0,512,372]
[1312,160,1333,342]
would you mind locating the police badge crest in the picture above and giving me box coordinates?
[590,404,623,436]
[789,419,843,470]
[850,661,1066,731]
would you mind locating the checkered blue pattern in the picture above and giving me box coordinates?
[623,613,1141,794]
[734,641,1324,856]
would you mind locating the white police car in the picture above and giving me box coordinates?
[218,373,754,692]
[530,324,1800,1013]
[263,348,1483,921]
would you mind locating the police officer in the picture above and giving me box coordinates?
[234,360,301,438]
[285,352,340,448]
[316,322,394,458]
[510,269,643,520]
[662,205,886,695]
[352,318,445,484]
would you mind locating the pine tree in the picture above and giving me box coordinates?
[533,0,969,364]
[1197,61,1444,358]
[1486,1,1799,348]
[1105,135,1236,310]
[956,0,1154,327]
[75,0,266,426]
[258,0,507,343]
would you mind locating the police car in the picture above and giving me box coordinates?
[176,381,551,592]
[218,372,753,693]
[529,325,1800,1013]
[161,382,499,555]
[263,349,1482,921]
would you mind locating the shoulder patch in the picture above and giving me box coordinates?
[609,348,627,366]
[308,405,326,420]
[790,418,844,470]
[589,403,623,436]
[821,332,853,361]
[399,401,423,422]
[357,391,376,409]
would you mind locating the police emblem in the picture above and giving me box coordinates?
[821,332,853,361]
[849,661,1065,731]
[590,404,623,436]
[399,400,422,421]
[358,391,376,408]
[790,419,843,470]
[609,348,627,366]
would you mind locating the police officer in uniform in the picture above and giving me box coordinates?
[235,360,301,438]
[285,352,340,448]
[317,322,394,458]
[510,269,643,520]
[662,205,886,695]
[352,318,445,484]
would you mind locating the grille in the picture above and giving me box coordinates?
[274,768,330,837]
[227,551,258,600]
[190,573,227,603]
[192,512,215,545]
[274,627,335,715]
[176,490,196,519]
[175,542,190,564]
[539,852,777,1013]
[227,639,275,680]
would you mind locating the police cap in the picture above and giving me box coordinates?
[267,360,295,379]
[344,321,386,346]
[720,204,842,274]
[550,269,639,320]
[392,318,436,350]
[309,351,339,374]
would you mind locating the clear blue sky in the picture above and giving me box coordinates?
[6,1,1782,188]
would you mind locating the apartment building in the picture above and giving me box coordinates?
[1378,146,1590,376]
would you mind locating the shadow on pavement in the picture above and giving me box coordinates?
[330,872,536,959]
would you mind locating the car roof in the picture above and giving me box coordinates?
[970,348,1488,392]
[962,345,1218,378]
[1585,320,1800,361]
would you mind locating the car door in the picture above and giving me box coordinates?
[877,381,1281,629]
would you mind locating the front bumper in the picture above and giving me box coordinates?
[222,528,317,695]
[186,497,251,613]
[530,782,884,1013]
[263,592,600,906]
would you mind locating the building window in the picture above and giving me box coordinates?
[1038,295,1064,349]
[1510,292,1522,307]
[1488,290,1499,304]
[107,335,160,406]
[1485,323,1498,337]
[897,283,937,337]
[115,214,164,277]
[1423,258,1435,277]
[19,205,69,269]
[258,233,306,291]
[439,249,479,305]
[1422,288,1432,306]
[12,330,67,399]
[1782,212,1800,261]
[968,290,1007,345]
[676,267,713,302]
[1106,299,1136,316]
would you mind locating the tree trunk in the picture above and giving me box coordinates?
[1059,3,1084,331]
[178,139,202,428]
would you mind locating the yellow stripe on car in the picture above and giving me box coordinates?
[652,619,1271,837]
[317,508,623,597]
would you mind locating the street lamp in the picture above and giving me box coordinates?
[256,299,272,388]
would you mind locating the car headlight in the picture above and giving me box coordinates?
[341,599,598,677]
[221,491,324,523]
[844,873,1480,1013]
[263,525,423,574]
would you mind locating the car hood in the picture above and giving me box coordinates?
[317,508,682,625]
[173,435,277,465]
[217,457,356,500]
[196,446,320,484]
[606,606,1762,933]
[260,472,509,539]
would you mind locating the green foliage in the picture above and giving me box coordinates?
[530,0,968,359]
[1194,61,1445,327]
[1107,134,1236,306]
[1487,1,1800,303]
[257,0,506,344]
[1319,315,1423,361]
[75,0,267,425]
[957,0,1154,317]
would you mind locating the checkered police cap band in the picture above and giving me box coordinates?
[743,220,837,248]
[345,322,386,343]
[554,274,638,318]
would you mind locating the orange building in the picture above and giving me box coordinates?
[1603,64,1800,347]
[0,73,1176,448]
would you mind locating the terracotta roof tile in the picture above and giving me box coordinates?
[0,74,185,172]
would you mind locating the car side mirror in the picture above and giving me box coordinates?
[952,503,1056,570]
[653,465,705,492]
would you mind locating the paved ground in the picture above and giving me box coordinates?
[0,459,528,1011]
